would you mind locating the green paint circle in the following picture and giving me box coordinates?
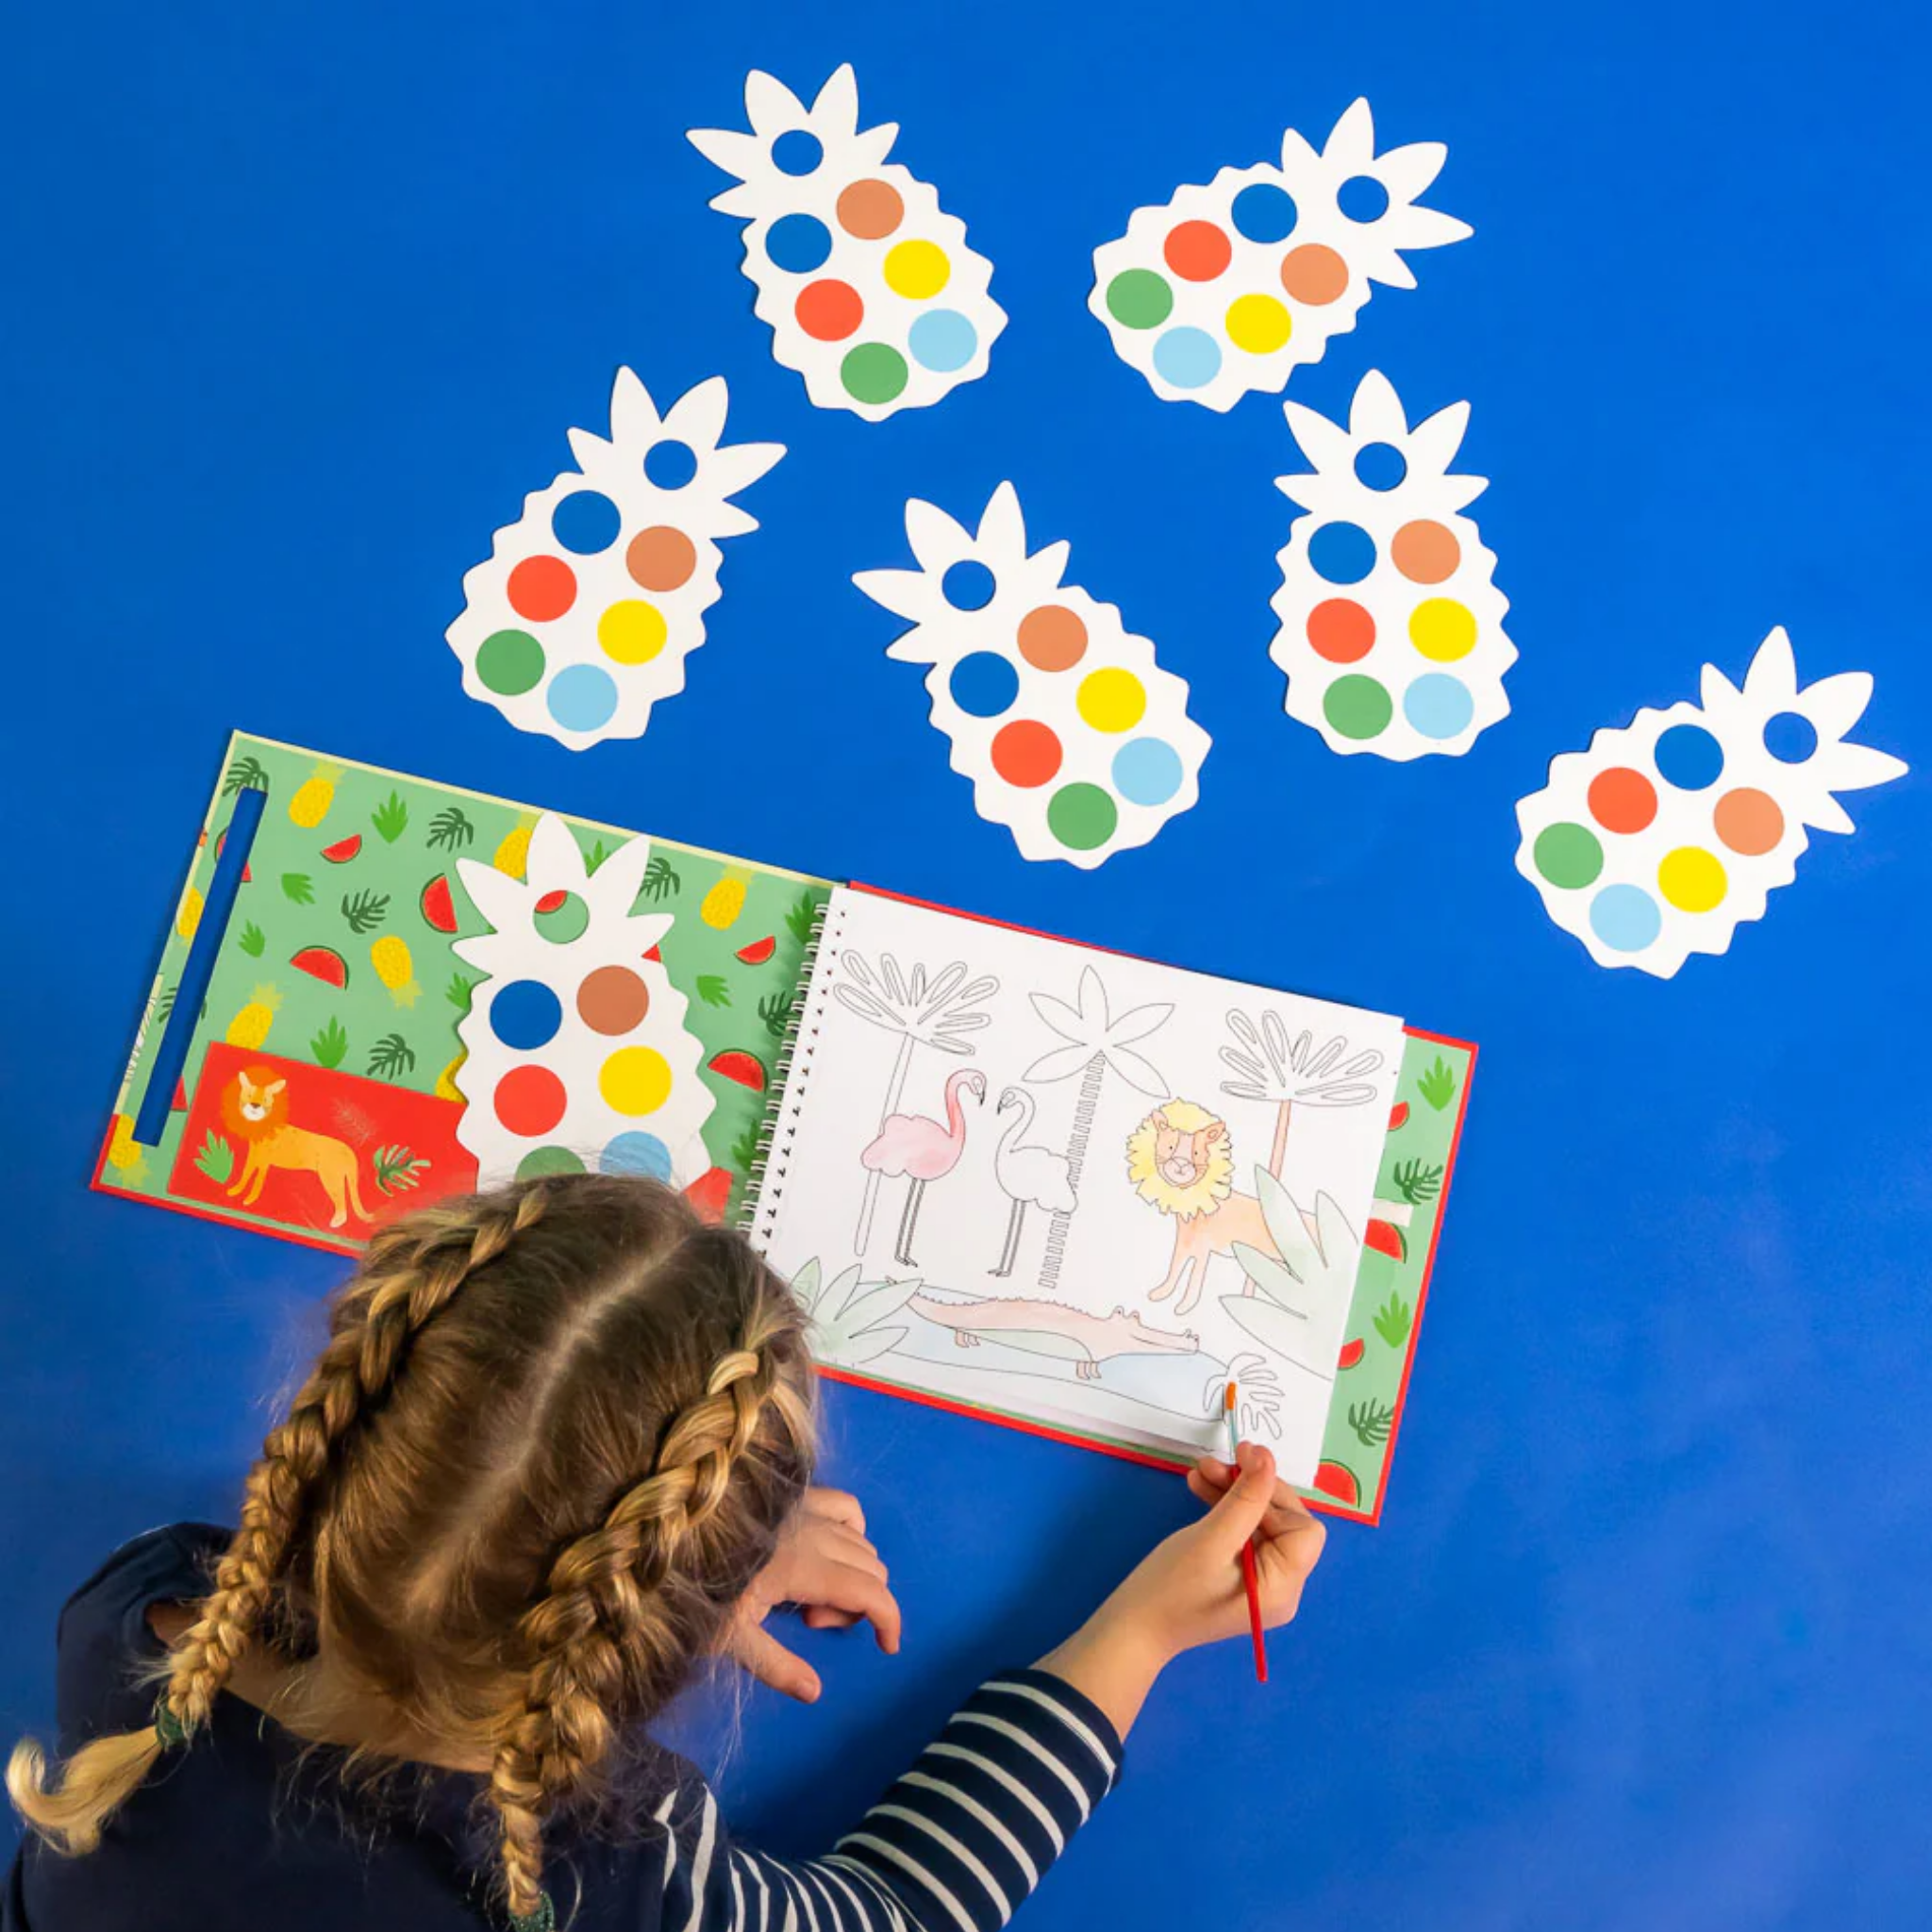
[516,1145,585,1179]
[1105,269,1174,329]
[841,342,909,405]
[534,891,591,943]
[1322,674,1393,741]
[1046,782,1118,852]
[476,628,546,697]
[1533,822,1605,890]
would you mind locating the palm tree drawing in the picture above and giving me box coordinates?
[1217,1008,1384,1181]
[836,951,999,1255]
[1024,966,1173,1294]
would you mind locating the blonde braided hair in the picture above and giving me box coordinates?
[7,1174,816,1928]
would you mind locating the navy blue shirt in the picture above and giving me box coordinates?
[7,1526,1123,1930]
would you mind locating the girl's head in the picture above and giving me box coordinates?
[8,1174,816,1924]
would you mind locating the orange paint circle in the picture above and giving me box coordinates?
[1306,597,1374,663]
[991,719,1062,788]
[1714,786,1785,856]
[508,555,576,623]
[1017,604,1088,671]
[1587,767,1658,835]
[1391,520,1461,585]
[625,526,695,592]
[795,277,863,341]
[1280,243,1349,306]
[1163,220,1232,282]
[837,178,903,240]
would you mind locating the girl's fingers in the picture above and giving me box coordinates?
[806,1487,867,1537]
[792,1554,903,1653]
[818,1521,886,1575]
[730,1624,823,1705]
[802,1606,862,1631]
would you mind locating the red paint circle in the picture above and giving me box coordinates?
[795,278,863,341]
[991,719,1063,788]
[1588,767,1658,835]
[508,555,577,623]
[1306,597,1375,663]
[493,1064,568,1136]
[1163,221,1232,281]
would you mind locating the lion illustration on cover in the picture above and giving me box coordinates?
[1125,1100,1283,1316]
[221,1065,374,1229]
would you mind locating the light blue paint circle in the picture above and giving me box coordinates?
[1403,674,1475,741]
[908,308,978,372]
[600,1130,673,1179]
[1589,883,1663,953]
[546,663,619,733]
[1111,737,1184,806]
[1152,325,1221,390]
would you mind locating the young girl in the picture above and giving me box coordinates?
[7,1174,1324,1931]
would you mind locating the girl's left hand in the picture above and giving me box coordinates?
[723,1487,902,1703]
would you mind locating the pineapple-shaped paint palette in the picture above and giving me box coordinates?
[855,483,1210,868]
[453,815,716,1183]
[446,371,782,750]
[1090,99,1470,412]
[1271,370,1515,759]
[1516,629,1907,977]
[689,64,1005,420]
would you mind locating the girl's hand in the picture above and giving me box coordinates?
[723,1487,902,1703]
[1036,1443,1325,1735]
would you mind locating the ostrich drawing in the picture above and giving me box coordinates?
[860,1068,986,1268]
[988,1086,1076,1278]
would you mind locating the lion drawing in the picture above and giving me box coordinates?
[220,1066,373,1229]
[1125,1100,1282,1316]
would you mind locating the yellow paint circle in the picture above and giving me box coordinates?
[883,239,951,300]
[1076,667,1146,733]
[1224,293,1292,354]
[598,599,667,665]
[1407,596,1477,661]
[1657,845,1727,912]
[599,1045,673,1115]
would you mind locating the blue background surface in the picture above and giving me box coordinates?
[3,5,1926,1926]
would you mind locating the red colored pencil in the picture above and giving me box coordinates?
[1224,1381,1268,1684]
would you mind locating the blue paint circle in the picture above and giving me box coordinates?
[1152,325,1222,390]
[1307,522,1377,585]
[1763,710,1818,763]
[765,212,832,274]
[1338,175,1391,222]
[550,490,621,555]
[1111,737,1184,806]
[908,308,978,373]
[948,651,1020,718]
[600,1130,673,1180]
[489,978,563,1052]
[1403,673,1475,741]
[1589,883,1663,953]
[1354,441,1407,491]
[771,129,823,176]
[1231,183,1297,242]
[546,663,619,733]
[1655,723,1724,791]
[643,439,698,490]
[941,559,997,611]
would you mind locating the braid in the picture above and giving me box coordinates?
[163,1186,551,1735]
[490,1335,775,1924]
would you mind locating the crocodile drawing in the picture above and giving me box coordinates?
[908,1292,1200,1381]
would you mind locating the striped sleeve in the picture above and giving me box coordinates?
[651,1671,1123,1931]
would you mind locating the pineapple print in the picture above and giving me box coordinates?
[370,937,421,1008]
[447,371,782,750]
[288,762,340,829]
[689,65,1006,421]
[105,1113,147,1180]
[854,483,1211,868]
[494,817,536,880]
[1270,371,1515,759]
[700,870,749,930]
[1091,99,1469,413]
[1516,628,1907,977]
[452,815,715,1189]
[175,882,204,941]
[225,985,280,1049]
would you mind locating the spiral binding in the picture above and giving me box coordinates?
[739,892,841,1248]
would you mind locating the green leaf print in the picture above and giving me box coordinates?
[372,792,409,843]
[445,974,475,1014]
[223,755,271,795]
[238,922,266,958]
[282,873,314,906]
[1347,1398,1395,1448]
[341,890,391,935]
[1391,1158,1443,1207]
[1373,1294,1413,1349]
[367,1033,416,1080]
[696,974,730,1008]
[639,854,681,903]
[192,1131,236,1185]
[758,992,793,1041]
[784,892,820,946]
[310,1018,349,1069]
[1418,1057,1457,1111]
[425,806,474,851]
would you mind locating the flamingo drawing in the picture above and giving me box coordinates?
[860,1068,986,1268]
[988,1086,1076,1279]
